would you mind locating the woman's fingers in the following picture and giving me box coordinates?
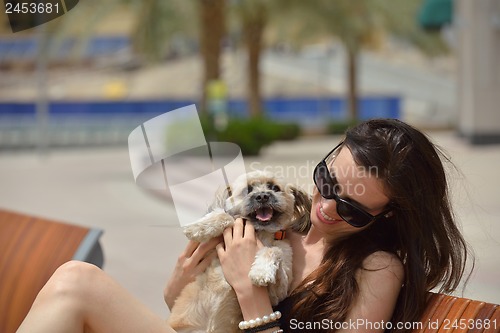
[194,236,221,257]
[221,218,247,247]
[244,220,255,239]
[232,218,244,239]
[182,237,221,270]
[215,219,262,293]
[195,249,217,273]
[222,225,233,246]
[221,219,256,247]
[216,241,225,256]
[182,240,200,258]
[164,238,221,310]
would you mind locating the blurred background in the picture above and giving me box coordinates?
[0,0,499,320]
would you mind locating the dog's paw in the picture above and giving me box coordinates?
[184,209,234,242]
[248,247,282,286]
[183,223,210,242]
[249,265,277,286]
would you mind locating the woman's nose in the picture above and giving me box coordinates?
[321,197,340,215]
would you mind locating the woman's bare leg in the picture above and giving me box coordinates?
[16,261,177,333]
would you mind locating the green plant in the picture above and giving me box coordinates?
[199,116,301,155]
[275,122,301,141]
[326,120,359,135]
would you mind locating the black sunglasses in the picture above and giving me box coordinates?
[313,141,393,228]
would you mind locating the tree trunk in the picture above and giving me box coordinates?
[133,0,157,61]
[199,0,226,114]
[346,46,359,121]
[243,7,266,118]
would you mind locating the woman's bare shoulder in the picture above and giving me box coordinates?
[342,252,404,332]
[362,251,404,278]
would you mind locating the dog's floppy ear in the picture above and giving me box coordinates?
[289,186,311,234]
[208,185,233,212]
[223,185,233,200]
[220,185,243,216]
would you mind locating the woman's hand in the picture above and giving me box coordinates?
[216,218,276,321]
[216,218,262,294]
[164,237,220,310]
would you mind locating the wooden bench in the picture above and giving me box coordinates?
[412,292,499,333]
[1,210,498,333]
[0,209,104,333]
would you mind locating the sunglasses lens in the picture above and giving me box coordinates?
[336,201,372,228]
[314,164,335,198]
[336,201,353,220]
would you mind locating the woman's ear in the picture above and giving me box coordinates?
[289,186,312,234]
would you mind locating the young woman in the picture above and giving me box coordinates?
[17,119,471,333]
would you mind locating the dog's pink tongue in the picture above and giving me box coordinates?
[256,207,273,222]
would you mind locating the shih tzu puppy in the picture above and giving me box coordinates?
[168,170,311,333]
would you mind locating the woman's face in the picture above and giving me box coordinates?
[311,145,391,239]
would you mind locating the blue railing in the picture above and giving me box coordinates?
[0,36,130,63]
[0,96,400,148]
[0,96,399,120]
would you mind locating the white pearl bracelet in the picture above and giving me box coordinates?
[238,311,282,330]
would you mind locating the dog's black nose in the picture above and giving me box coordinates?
[255,192,270,203]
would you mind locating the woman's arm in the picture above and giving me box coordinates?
[217,218,281,332]
[164,237,220,310]
[340,251,404,333]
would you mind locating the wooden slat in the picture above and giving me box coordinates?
[482,306,500,333]
[469,304,499,333]
[0,209,90,333]
[413,293,500,333]
[436,297,470,333]
[453,300,485,333]
[419,293,446,331]
[422,293,457,333]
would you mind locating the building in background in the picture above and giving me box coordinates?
[456,0,500,144]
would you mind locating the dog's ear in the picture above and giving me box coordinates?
[289,186,312,234]
[221,185,245,216]
[208,185,233,212]
[222,185,233,199]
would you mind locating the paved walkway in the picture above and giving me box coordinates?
[0,131,499,318]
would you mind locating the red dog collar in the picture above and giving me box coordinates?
[274,230,286,240]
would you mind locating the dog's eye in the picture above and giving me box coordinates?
[267,182,281,192]
[271,184,281,192]
[247,185,253,193]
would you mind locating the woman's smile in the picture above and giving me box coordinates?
[315,201,343,225]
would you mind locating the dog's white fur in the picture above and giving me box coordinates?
[168,170,310,333]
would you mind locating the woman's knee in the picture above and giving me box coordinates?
[39,260,103,304]
[54,260,102,279]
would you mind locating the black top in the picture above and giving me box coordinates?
[273,292,330,333]
[274,293,393,333]
[274,295,295,332]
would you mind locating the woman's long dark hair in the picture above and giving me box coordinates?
[290,119,472,332]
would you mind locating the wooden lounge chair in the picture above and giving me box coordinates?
[0,208,104,333]
[411,292,499,333]
[1,209,498,333]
